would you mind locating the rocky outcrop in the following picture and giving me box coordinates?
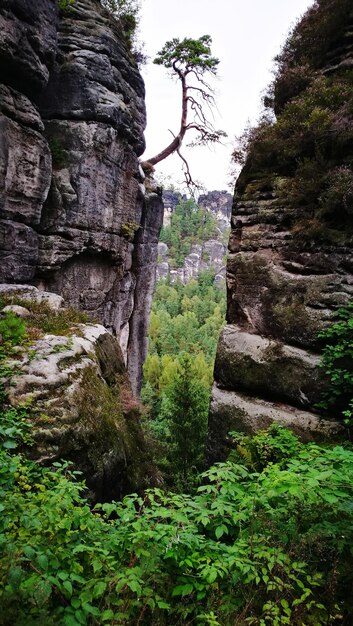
[0,0,163,394]
[198,190,232,232]
[156,190,231,284]
[1,284,157,501]
[208,0,353,460]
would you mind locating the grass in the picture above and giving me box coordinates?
[0,297,90,337]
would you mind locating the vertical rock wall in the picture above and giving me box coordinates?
[208,0,353,462]
[0,0,163,394]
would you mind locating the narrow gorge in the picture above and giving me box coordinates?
[1,0,353,624]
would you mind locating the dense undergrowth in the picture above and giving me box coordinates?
[0,290,353,625]
[1,417,353,626]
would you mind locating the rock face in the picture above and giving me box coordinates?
[157,190,231,284]
[198,190,232,232]
[1,285,157,501]
[0,0,163,394]
[208,0,353,461]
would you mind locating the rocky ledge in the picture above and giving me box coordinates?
[1,284,158,501]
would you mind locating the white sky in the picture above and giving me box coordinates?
[139,0,315,191]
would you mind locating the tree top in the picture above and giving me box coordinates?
[153,35,219,76]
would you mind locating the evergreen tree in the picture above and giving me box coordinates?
[160,354,209,486]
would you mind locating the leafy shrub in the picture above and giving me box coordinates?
[233,67,353,239]
[100,0,142,54]
[0,405,32,451]
[274,0,352,76]
[120,221,140,240]
[228,423,301,471]
[320,166,353,218]
[318,302,353,423]
[1,428,353,624]
[0,313,26,350]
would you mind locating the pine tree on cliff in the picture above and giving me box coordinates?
[142,36,226,191]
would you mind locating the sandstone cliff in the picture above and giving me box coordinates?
[208,0,353,462]
[0,0,163,395]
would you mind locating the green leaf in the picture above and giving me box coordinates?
[156,600,171,609]
[37,554,48,571]
[102,609,114,621]
[63,580,73,596]
[93,581,107,597]
[3,440,17,449]
[215,524,228,539]
[172,583,194,597]
[127,579,142,594]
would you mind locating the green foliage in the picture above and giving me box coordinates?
[120,221,140,240]
[233,0,353,242]
[0,298,90,337]
[49,138,67,169]
[0,313,26,352]
[274,0,352,77]
[160,199,218,268]
[57,0,74,10]
[146,274,225,363]
[317,302,353,423]
[154,35,219,75]
[228,423,301,471]
[0,405,32,451]
[58,0,142,57]
[157,354,209,488]
[1,428,353,624]
[100,0,141,53]
[142,272,225,489]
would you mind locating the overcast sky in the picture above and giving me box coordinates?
[139,0,315,192]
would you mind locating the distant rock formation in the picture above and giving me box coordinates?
[157,190,231,284]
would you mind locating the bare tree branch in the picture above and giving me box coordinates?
[141,35,226,181]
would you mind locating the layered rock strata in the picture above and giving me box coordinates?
[0,0,163,394]
[208,1,353,462]
[208,186,351,461]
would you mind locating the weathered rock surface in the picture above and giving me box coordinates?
[0,283,64,310]
[208,2,353,460]
[1,286,157,501]
[208,386,345,465]
[215,325,325,409]
[0,0,163,393]
[198,190,232,233]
